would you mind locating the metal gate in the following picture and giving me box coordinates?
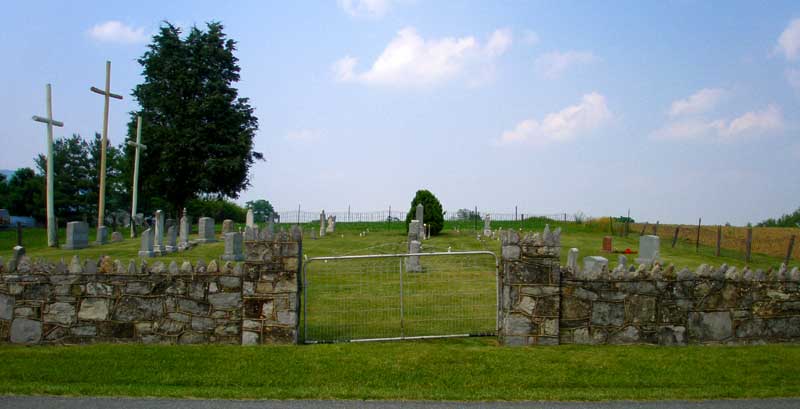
[302,251,498,343]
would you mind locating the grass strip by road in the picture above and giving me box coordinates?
[0,339,798,401]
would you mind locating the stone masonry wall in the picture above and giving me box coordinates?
[498,227,562,346]
[500,227,800,346]
[0,226,302,345]
[561,265,800,345]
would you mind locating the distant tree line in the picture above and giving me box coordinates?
[758,207,800,228]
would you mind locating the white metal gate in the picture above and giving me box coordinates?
[302,251,498,343]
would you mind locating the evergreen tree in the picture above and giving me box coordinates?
[127,21,262,214]
[405,190,445,236]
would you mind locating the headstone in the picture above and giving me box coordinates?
[95,225,109,245]
[407,240,422,272]
[179,209,191,250]
[483,215,492,237]
[138,228,154,257]
[618,254,628,268]
[636,235,661,265]
[311,229,318,240]
[13,245,25,260]
[165,226,177,253]
[319,210,326,237]
[63,221,89,250]
[111,231,123,243]
[221,232,244,261]
[153,210,165,254]
[408,220,421,242]
[583,256,609,277]
[416,204,424,239]
[246,209,255,228]
[222,219,234,236]
[165,218,176,229]
[326,215,336,233]
[602,236,612,252]
[197,217,216,243]
[567,248,579,271]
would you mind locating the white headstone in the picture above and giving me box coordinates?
[483,215,492,237]
[319,210,326,237]
[178,210,191,250]
[95,225,109,245]
[153,210,165,253]
[416,204,424,239]
[636,235,661,265]
[138,228,154,257]
[583,256,608,278]
[165,225,177,253]
[567,248,579,271]
[197,217,216,243]
[326,215,336,233]
[63,221,89,250]
[246,208,255,228]
[407,240,422,272]
[221,232,244,261]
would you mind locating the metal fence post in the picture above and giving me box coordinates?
[672,226,680,248]
[715,226,722,257]
[786,235,796,265]
[745,226,753,263]
[695,218,701,254]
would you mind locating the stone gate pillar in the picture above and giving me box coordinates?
[241,225,303,345]
[499,226,562,346]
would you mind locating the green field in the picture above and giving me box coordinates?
[0,341,798,400]
[0,218,792,271]
[0,220,799,401]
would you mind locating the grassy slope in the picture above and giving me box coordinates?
[0,340,798,400]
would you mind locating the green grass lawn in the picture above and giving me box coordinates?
[0,340,798,400]
[1,219,790,270]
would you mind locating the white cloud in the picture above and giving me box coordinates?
[497,92,611,146]
[668,88,726,117]
[285,129,324,143]
[776,18,800,60]
[534,50,597,79]
[88,21,147,44]
[522,30,540,46]
[486,28,513,57]
[333,27,511,87]
[718,105,783,138]
[338,0,391,18]
[652,105,784,141]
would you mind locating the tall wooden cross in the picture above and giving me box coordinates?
[90,60,123,231]
[32,83,64,248]
[127,116,147,238]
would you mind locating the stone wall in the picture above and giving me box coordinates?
[0,226,302,345]
[498,227,562,346]
[500,227,800,346]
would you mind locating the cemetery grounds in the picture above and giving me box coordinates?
[0,219,798,400]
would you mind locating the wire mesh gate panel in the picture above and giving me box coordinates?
[302,251,498,343]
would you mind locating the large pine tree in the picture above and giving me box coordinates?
[127,22,262,213]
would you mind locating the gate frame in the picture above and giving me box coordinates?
[302,250,499,344]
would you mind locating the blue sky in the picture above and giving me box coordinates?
[1,0,799,225]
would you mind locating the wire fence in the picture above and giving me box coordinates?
[627,222,799,263]
[302,251,498,343]
[274,208,573,224]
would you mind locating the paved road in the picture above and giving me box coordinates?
[1,397,798,409]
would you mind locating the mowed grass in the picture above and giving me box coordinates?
[0,221,799,400]
[0,220,793,271]
[0,341,799,400]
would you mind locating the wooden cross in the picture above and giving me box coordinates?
[90,60,123,231]
[32,83,64,248]
[127,116,147,237]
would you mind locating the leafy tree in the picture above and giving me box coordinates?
[186,197,246,223]
[405,189,445,236]
[0,174,8,210]
[245,199,275,222]
[127,21,262,213]
[34,134,127,225]
[758,207,800,227]
[6,168,45,220]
